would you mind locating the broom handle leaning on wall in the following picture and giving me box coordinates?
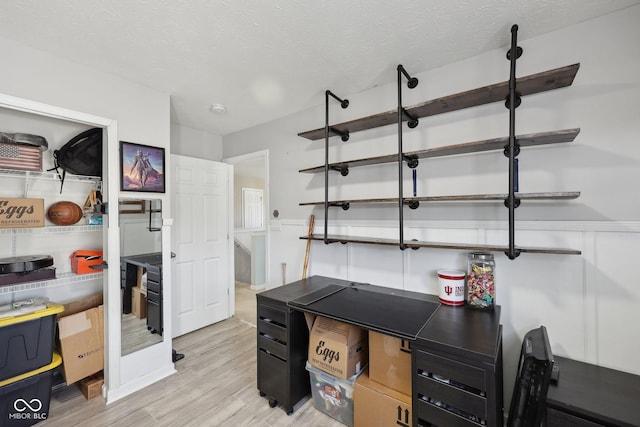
[302,215,315,279]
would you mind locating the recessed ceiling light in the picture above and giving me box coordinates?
[209,103,227,113]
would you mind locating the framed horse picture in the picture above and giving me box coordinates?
[120,141,165,193]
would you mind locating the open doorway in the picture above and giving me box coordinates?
[224,150,269,326]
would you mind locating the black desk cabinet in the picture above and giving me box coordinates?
[545,356,640,427]
[145,264,163,335]
[256,276,341,414]
[121,253,163,336]
[257,275,504,426]
[413,306,503,427]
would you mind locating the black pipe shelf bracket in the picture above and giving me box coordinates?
[397,65,419,250]
[404,155,419,169]
[330,165,349,176]
[505,25,522,259]
[324,90,350,244]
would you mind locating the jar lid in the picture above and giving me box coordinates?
[469,252,494,261]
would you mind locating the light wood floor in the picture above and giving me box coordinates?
[41,286,343,426]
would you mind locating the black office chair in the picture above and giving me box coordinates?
[507,325,555,427]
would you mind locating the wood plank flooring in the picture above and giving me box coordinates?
[41,296,343,426]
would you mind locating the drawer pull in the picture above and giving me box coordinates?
[259,332,286,345]
[259,348,286,363]
[418,394,486,426]
[419,370,484,396]
[259,316,286,329]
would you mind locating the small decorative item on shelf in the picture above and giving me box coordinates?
[437,270,465,306]
[0,131,48,172]
[466,252,496,310]
[46,201,83,226]
[0,198,44,228]
[70,250,103,274]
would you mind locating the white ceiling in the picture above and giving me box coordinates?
[0,0,638,137]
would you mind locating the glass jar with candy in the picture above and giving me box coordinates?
[465,252,496,310]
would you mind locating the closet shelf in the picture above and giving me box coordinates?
[300,234,582,255]
[0,225,102,234]
[299,128,580,174]
[299,191,581,207]
[0,271,103,295]
[298,64,580,141]
[0,168,101,183]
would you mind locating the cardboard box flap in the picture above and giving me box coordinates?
[58,310,94,338]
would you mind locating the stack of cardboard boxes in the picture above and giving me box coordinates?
[353,332,413,427]
[56,294,104,398]
[305,316,413,427]
[306,316,368,427]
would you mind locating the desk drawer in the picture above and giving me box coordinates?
[546,407,604,427]
[146,279,160,294]
[258,349,287,402]
[415,349,486,392]
[146,268,161,283]
[258,318,287,344]
[257,303,287,328]
[416,369,487,420]
[258,335,287,361]
[416,396,485,427]
[146,289,161,304]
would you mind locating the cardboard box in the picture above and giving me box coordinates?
[308,316,368,379]
[354,368,412,427]
[131,286,146,319]
[59,293,103,320]
[70,250,104,275]
[79,372,103,400]
[0,198,44,229]
[57,305,104,385]
[369,331,412,396]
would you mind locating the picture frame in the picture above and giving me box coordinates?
[120,141,165,193]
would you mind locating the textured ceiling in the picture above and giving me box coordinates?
[0,0,638,136]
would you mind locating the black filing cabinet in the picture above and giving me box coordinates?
[145,264,163,335]
[256,277,337,414]
[413,306,503,427]
[121,253,163,336]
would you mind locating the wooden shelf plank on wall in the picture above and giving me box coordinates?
[298,63,580,141]
[299,128,580,174]
[299,191,581,206]
[300,234,582,255]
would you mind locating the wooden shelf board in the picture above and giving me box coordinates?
[299,128,580,174]
[299,191,581,206]
[299,64,580,141]
[300,234,581,255]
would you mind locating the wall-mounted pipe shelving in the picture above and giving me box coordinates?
[299,25,582,257]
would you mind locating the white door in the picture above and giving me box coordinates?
[242,188,263,229]
[171,155,232,337]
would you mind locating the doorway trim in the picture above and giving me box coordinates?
[223,149,269,291]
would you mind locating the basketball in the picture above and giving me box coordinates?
[47,201,83,226]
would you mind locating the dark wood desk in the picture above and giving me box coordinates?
[257,275,504,426]
[120,252,163,335]
[546,356,640,427]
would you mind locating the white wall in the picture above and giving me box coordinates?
[170,123,223,160]
[222,5,640,406]
[0,36,175,402]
